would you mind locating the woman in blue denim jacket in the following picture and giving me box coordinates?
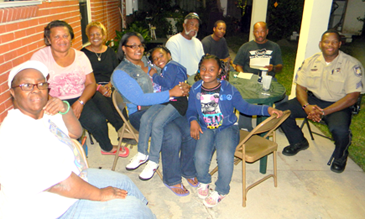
[111,32,198,196]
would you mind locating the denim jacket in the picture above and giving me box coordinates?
[186,80,269,132]
[111,57,170,115]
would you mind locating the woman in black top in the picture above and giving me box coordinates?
[82,21,130,157]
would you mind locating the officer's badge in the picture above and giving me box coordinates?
[353,65,362,77]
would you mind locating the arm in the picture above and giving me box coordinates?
[185,87,202,139]
[296,84,322,122]
[48,172,127,201]
[43,97,83,139]
[152,65,186,89]
[322,92,360,116]
[232,86,270,116]
[71,73,97,119]
[236,65,244,73]
[112,70,188,106]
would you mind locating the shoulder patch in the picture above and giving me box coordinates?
[353,65,362,77]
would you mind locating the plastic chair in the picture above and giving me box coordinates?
[210,110,291,207]
[111,91,163,180]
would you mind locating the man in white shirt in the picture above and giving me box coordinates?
[166,12,205,76]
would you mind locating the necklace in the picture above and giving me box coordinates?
[91,47,102,61]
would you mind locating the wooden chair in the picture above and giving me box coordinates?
[71,139,89,168]
[210,110,291,207]
[111,91,163,180]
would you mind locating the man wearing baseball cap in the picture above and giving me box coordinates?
[166,12,204,76]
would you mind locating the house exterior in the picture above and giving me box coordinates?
[0,0,124,124]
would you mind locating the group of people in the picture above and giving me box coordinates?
[0,10,364,218]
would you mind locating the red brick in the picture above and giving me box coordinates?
[5,23,19,32]
[4,51,16,62]
[0,33,15,44]
[3,9,8,23]
[0,62,13,74]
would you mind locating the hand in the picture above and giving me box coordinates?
[99,85,111,97]
[149,68,157,77]
[190,120,203,140]
[43,97,67,115]
[268,107,283,118]
[169,82,190,97]
[99,186,128,201]
[264,64,274,72]
[71,101,84,119]
[305,105,323,122]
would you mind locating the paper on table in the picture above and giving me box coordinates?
[250,57,270,70]
[237,72,253,79]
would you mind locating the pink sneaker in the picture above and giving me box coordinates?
[197,183,209,199]
[203,191,225,207]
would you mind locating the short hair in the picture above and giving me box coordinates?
[148,45,171,62]
[117,32,145,61]
[86,21,107,40]
[214,20,226,28]
[44,20,74,46]
[321,29,341,41]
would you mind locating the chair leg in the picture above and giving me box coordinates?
[210,166,219,175]
[242,158,246,207]
[156,169,163,180]
[304,119,315,140]
[273,151,277,187]
[88,131,94,145]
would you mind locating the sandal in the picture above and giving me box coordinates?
[164,183,190,197]
[101,147,129,157]
[186,177,199,187]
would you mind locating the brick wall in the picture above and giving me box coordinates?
[90,0,122,41]
[0,0,122,124]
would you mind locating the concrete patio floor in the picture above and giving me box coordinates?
[86,119,365,219]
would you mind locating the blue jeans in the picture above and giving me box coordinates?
[138,104,181,163]
[130,111,196,186]
[276,94,352,159]
[59,169,156,219]
[194,125,239,195]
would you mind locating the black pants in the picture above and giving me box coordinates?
[276,94,352,159]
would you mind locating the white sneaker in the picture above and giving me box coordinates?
[197,183,209,199]
[126,152,148,170]
[203,191,225,207]
[139,161,159,180]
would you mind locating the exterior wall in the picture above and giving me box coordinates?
[0,0,122,124]
[342,0,365,35]
[89,0,122,40]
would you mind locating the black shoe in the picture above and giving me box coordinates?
[331,151,349,173]
[282,139,309,156]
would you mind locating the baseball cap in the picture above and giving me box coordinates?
[184,12,201,24]
[8,60,49,88]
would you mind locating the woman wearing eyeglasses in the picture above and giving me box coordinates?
[111,32,198,196]
[31,20,128,157]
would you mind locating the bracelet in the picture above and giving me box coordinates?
[302,103,309,110]
[96,84,102,91]
[59,101,70,115]
[78,99,84,105]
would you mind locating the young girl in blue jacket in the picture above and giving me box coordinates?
[186,54,282,207]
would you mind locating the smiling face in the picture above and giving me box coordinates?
[213,22,226,40]
[183,18,199,39]
[319,32,341,61]
[48,26,72,53]
[122,36,144,63]
[88,26,105,47]
[10,69,48,119]
[200,58,221,88]
[151,48,171,69]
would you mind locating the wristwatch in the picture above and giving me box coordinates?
[78,99,85,105]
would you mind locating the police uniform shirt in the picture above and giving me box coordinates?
[296,51,365,102]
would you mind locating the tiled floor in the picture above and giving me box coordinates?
[86,119,365,219]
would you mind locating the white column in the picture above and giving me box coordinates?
[289,0,333,99]
[220,0,228,16]
[249,0,268,41]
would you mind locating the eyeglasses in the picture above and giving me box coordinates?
[124,44,145,50]
[12,82,49,91]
